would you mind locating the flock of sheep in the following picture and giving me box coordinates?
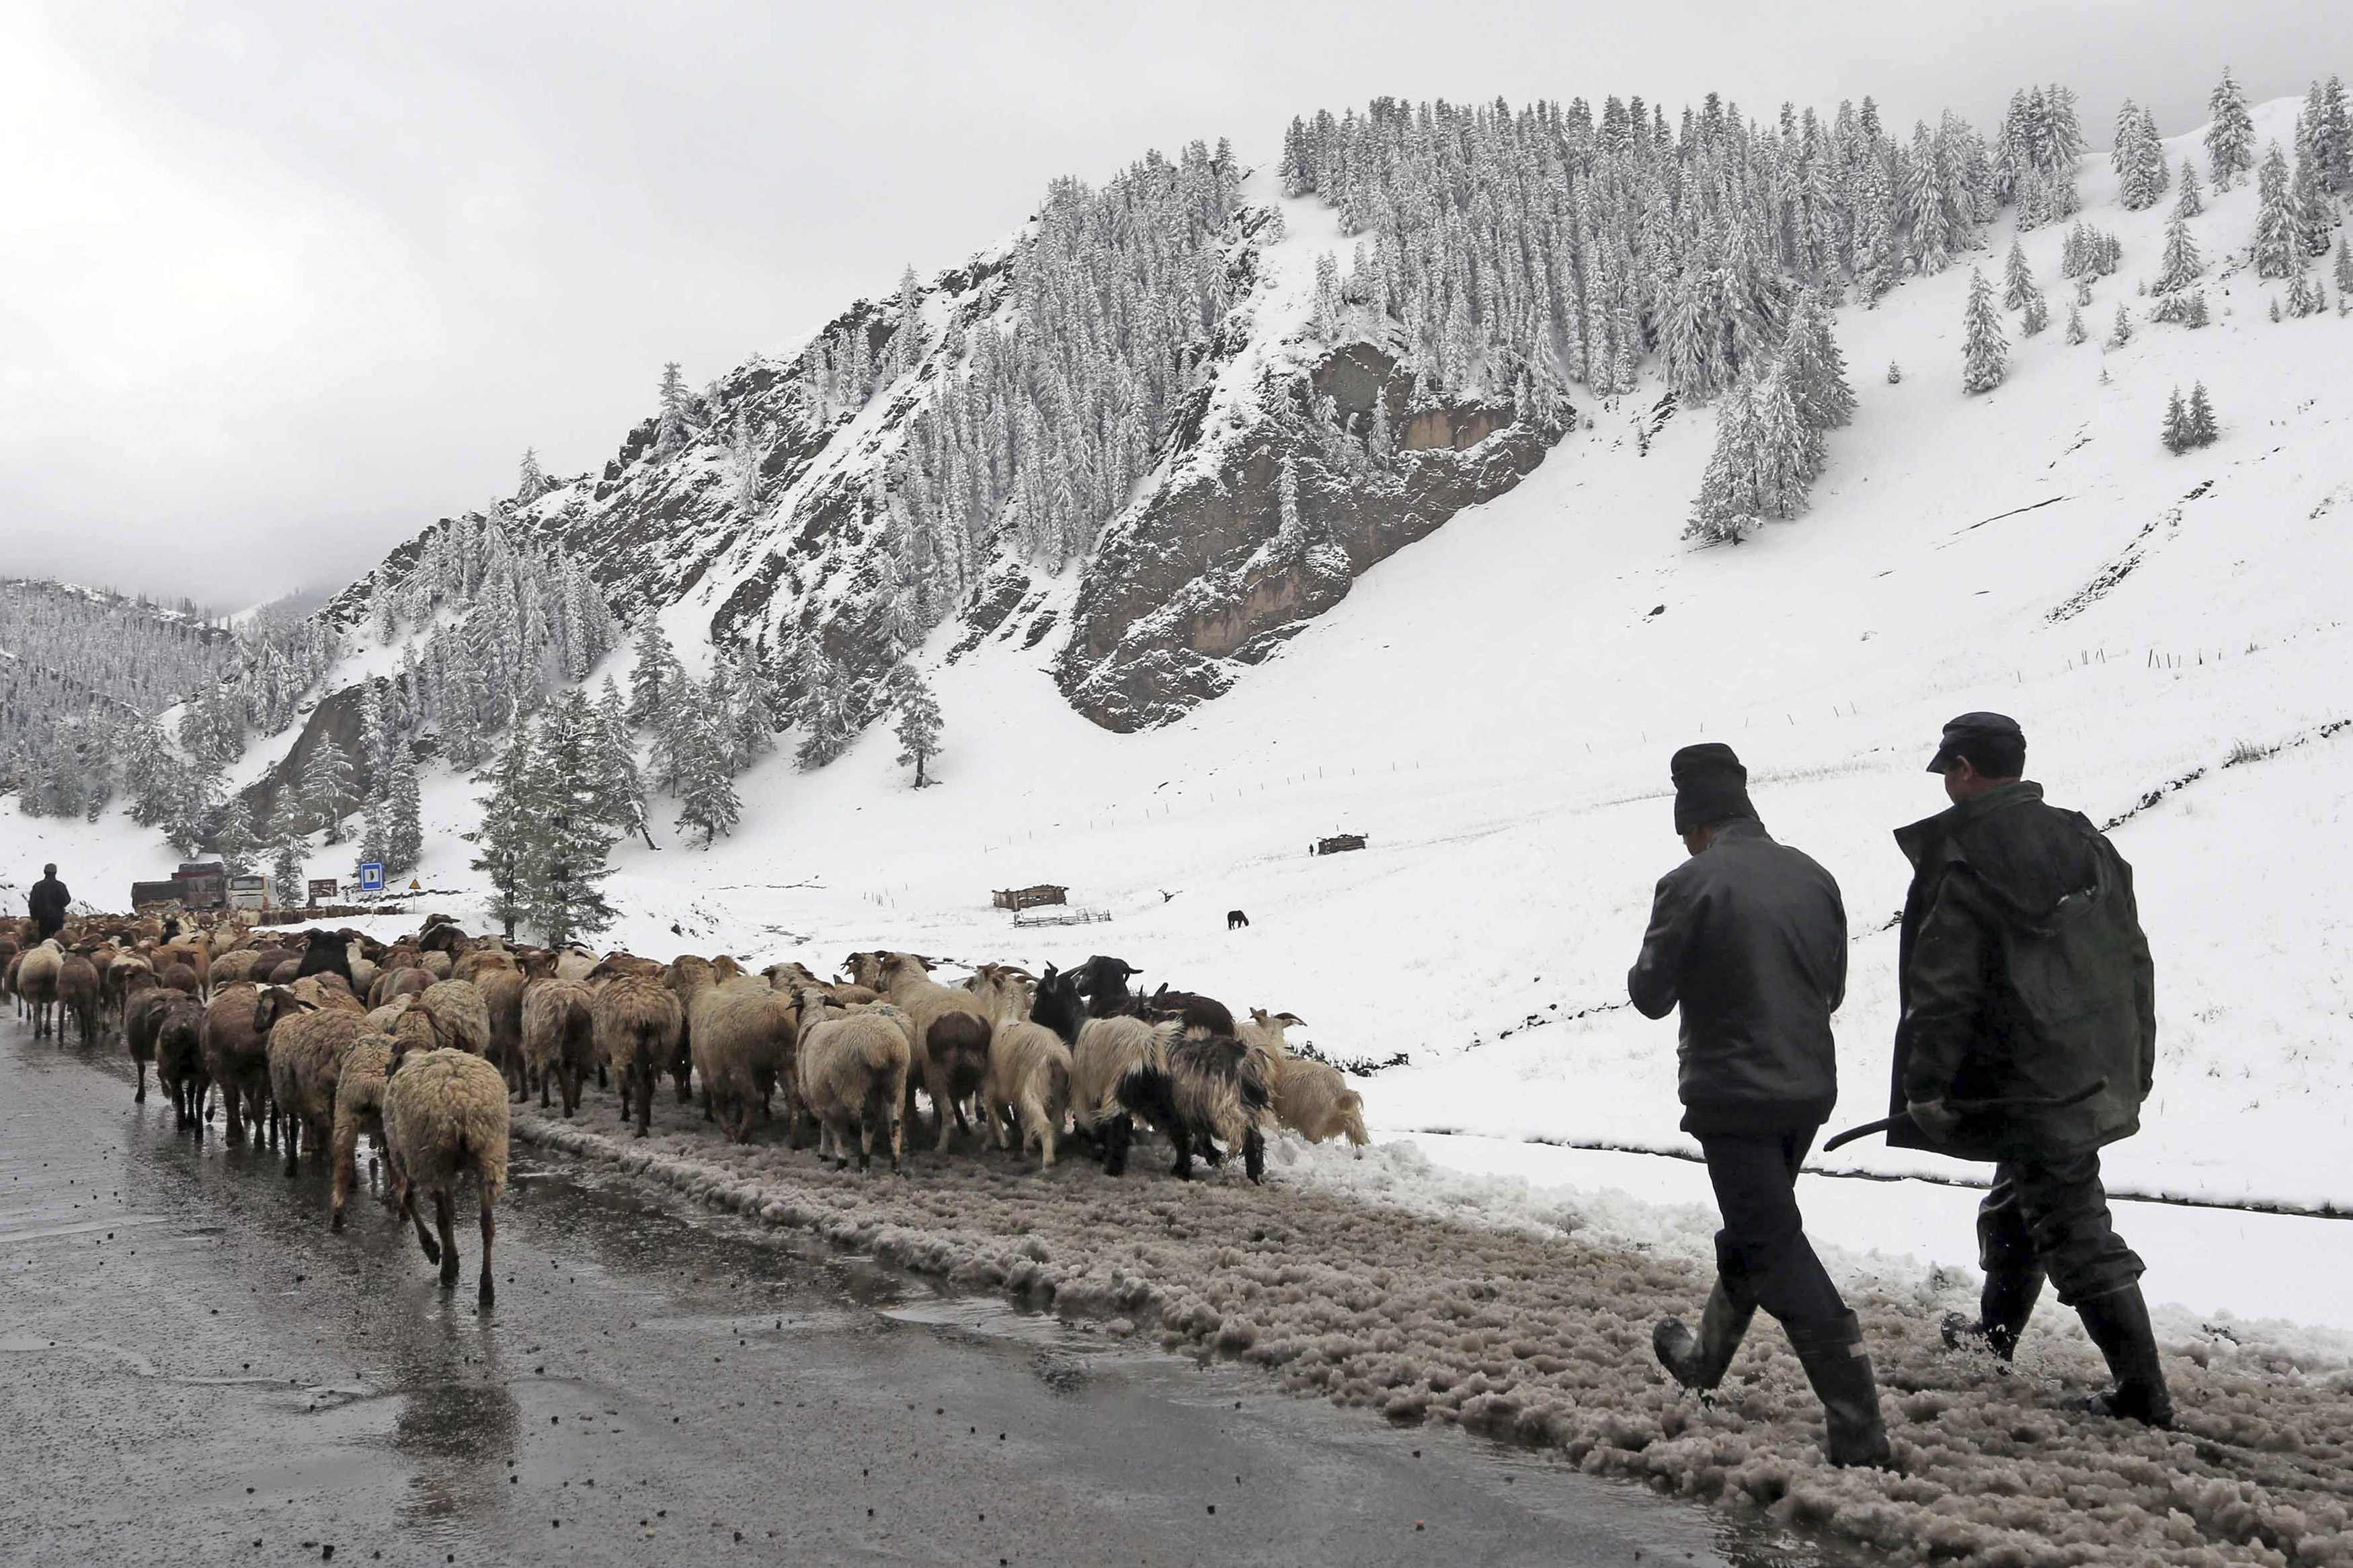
[1,911,1369,1309]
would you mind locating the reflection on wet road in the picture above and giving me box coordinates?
[1,1019,1843,1566]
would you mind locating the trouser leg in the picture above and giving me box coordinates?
[1947,1163,2048,1359]
[1700,1132,1849,1333]
[2011,1152,2144,1307]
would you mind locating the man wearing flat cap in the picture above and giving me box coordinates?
[1628,743,1892,1469]
[1895,713,2169,1425]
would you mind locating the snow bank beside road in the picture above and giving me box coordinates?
[514,1094,2353,1567]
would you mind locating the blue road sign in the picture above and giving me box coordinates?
[358,862,385,893]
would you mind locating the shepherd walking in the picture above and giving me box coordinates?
[28,863,70,942]
[1628,744,1893,1469]
[1891,714,2169,1425]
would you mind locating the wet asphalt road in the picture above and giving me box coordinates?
[0,1016,1833,1568]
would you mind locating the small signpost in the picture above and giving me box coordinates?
[306,878,339,908]
[358,862,385,894]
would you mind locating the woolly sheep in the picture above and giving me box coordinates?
[151,991,208,1129]
[124,986,173,1102]
[201,983,275,1145]
[553,945,599,983]
[476,968,530,1097]
[677,966,796,1143]
[1035,968,1267,1181]
[982,1022,1072,1172]
[522,977,598,1117]
[18,941,63,1040]
[452,948,515,985]
[592,973,683,1138]
[267,1007,368,1178]
[56,950,102,1046]
[388,980,493,1059]
[329,1032,395,1230]
[1271,1056,1369,1154]
[877,952,994,1151]
[381,1044,510,1305]
[792,990,910,1173]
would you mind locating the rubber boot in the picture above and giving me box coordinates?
[2072,1284,2174,1427]
[1940,1262,2046,1362]
[1653,1282,1755,1393]
[1787,1318,1897,1470]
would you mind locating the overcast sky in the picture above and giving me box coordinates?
[3,1,2343,610]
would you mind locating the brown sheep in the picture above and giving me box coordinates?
[200,983,276,1144]
[381,1042,510,1305]
[268,1007,369,1178]
[476,968,530,1097]
[57,950,101,1046]
[521,978,598,1116]
[877,952,995,1151]
[152,992,208,1128]
[124,987,173,1102]
[594,973,684,1138]
[452,948,516,985]
[329,1033,395,1230]
[387,980,492,1059]
[370,965,433,1009]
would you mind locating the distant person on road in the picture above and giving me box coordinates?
[28,863,70,941]
[1893,713,2169,1426]
[1628,744,1893,1469]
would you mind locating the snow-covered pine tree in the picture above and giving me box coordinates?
[301,737,356,843]
[2206,67,2256,188]
[672,684,742,848]
[2065,302,2089,343]
[2174,158,2204,218]
[889,663,943,787]
[2155,214,2204,293]
[382,741,423,875]
[2327,75,2353,194]
[522,689,619,941]
[2161,386,2190,453]
[1275,454,1308,559]
[731,411,760,511]
[1961,267,2009,393]
[2254,142,2299,278]
[655,361,690,458]
[1886,360,1901,384]
[371,567,398,645]
[593,676,657,850]
[1749,366,1824,518]
[2186,381,2219,446]
[2290,147,2334,259]
[2003,240,2036,310]
[2113,99,2167,210]
[469,720,536,939]
[268,798,308,909]
[2108,302,2135,348]
[1778,289,1855,431]
[2336,235,2353,306]
[1686,375,1762,546]
[355,682,389,804]
[356,804,385,878]
[2022,292,2050,336]
[212,793,257,874]
[2284,263,2324,317]
[793,655,856,771]
[627,616,676,729]
[517,446,549,503]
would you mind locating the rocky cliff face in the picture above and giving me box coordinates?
[281,190,1570,756]
[1060,343,1560,731]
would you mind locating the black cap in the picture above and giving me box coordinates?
[1670,743,1757,834]
[1927,712,2026,776]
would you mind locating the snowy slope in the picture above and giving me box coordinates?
[13,102,2352,1327]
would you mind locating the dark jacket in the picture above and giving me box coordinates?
[1890,782,2155,1161]
[28,876,70,934]
[1627,819,1847,1134]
